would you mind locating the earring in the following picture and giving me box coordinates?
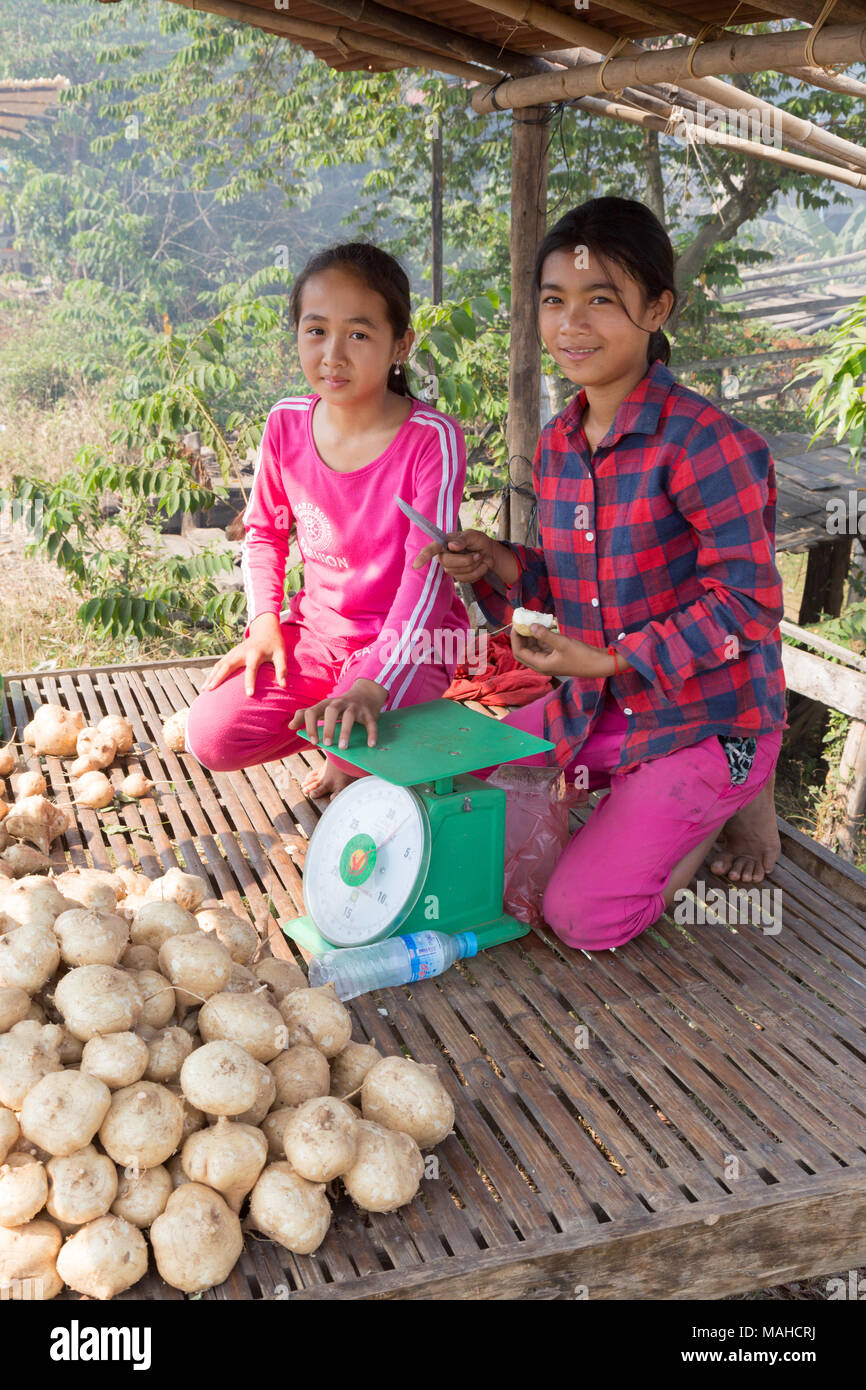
[393,362,402,376]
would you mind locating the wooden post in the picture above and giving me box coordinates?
[798,536,853,624]
[505,109,548,544]
[431,120,443,305]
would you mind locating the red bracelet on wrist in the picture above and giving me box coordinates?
[607,644,621,675]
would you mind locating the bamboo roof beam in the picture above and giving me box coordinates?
[169,0,503,82]
[593,0,866,98]
[468,3,866,172]
[752,0,866,22]
[571,94,866,190]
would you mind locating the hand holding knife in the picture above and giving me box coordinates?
[394,494,510,600]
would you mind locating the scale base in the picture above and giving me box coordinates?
[282,913,530,958]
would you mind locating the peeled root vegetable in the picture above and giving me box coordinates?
[81,1032,149,1090]
[0,1152,49,1226]
[4,797,70,857]
[98,715,135,755]
[0,844,52,877]
[247,1161,331,1255]
[260,1108,295,1161]
[150,1182,243,1293]
[0,1217,63,1299]
[21,1070,112,1156]
[282,1097,359,1183]
[12,769,46,799]
[52,868,120,913]
[158,934,232,1021]
[0,1021,65,1108]
[144,1026,193,1083]
[132,969,176,1029]
[111,1163,172,1228]
[54,965,142,1041]
[72,772,114,810]
[198,991,285,1062]
[269,1044,330,1110]
[195,907,257,965]
[56,1215,148,1299]
[119,772,154,799]
[278,984,351,1058]
[53,908,128,968]
[253,955,307,1000]
[342,1120,424,1214]
[330,1042,382,1101]
[180,1041,271,1117]
[75,728,117,770]
[161,710,188,753]
[0,875,72,928]
[98,1082,184,1169]
[146,867,208,914]
[361,1056,455,1148]
[28,705,84,757]
[46,1146,118,1225]
[0,924,60,994]
[181,1117,267,1212]
[131,900,198,951]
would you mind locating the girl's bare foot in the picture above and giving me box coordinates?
[706,776,781,883]
[300,760,355,801]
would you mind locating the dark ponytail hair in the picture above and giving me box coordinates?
[290,242,414,397]
[534,197,677,366]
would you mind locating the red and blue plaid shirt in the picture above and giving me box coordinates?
[477,361,787,770]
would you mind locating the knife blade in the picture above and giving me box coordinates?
[395,494,509,599]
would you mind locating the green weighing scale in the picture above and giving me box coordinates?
[283,699,554,956]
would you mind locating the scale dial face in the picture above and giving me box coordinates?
[304,777,431,947]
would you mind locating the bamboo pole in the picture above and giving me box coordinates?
[593,0,866,98]
[572,95,866,190]
[168,0,497,83]
[467,1,866,173]
[755,0,866,23]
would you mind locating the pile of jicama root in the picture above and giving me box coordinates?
[0,707,454,1300]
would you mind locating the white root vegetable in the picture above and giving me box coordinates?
[0,798,8,824]
[268,1045,330,1110]
[21,1070,112,1156]
[0,924,60,994]
[330,1042,382,1101]
[247,1161,331,1255]
[0,1152,48,1226]
[120,944,160,972]
[53,908,128,968]
[119,772,154,799]
[0,875,71,929]
[71,771,114,810]
[0,740,16,778]
[278,984,352,1058]
[0,1108,20,1164]
[166,1152,190,1190]
[4,797,69,855]
[131,900,198,951]
[361,1056,455,1149]
[224,963,258,994]
[195,907,257,966]
[28,705,84,758]
[98,1082,184,1169]
[97,715,135,755]
[342,1119,424,1213]
[282,1097,359,1183]
[233,1066,276,1127]
[158,934,232,1021]
[146,867,208,914]
[12,769,46,799]
[69,754,102,779]
[260,1108,295,1161]
[0,1217,63,1299]
[180,1041,270,1117]
[181,1117,267,1212]
[253,956,307,1000]
[0,844,52,877]
[131,969,175,1029]
[81,1032,149,1090]
[0,1021,64,1108]
[54,965,142,1041]
[52,868,120,913]
[198,991,285,1063]
[75,728,117,770]
[161,710,188,753]
[56,1215,148,1299]
[45,1145,118,1225]
[0,986,31,1033]
[144,1026,193,1083]
[58,1030,83,1065]
[151,1182,243,1293]
[110,1163,171,1228]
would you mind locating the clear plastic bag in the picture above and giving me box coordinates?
[486,764,581,930]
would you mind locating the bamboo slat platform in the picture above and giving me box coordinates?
[4,657,866,1302]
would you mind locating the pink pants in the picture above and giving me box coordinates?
[185,620,455,774]
[487,689,782,952]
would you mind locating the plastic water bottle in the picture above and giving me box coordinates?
[308,930,479,1001]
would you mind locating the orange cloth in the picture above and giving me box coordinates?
[443,632,552,708]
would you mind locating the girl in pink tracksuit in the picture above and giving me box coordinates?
[186,242,469,799]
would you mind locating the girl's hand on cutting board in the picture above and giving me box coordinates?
[512,625,629,680]
[290,678,388,750]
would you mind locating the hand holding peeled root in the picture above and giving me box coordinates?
[511,612,629,680]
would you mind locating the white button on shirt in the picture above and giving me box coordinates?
[591,597,599,607]
[585,531,594,542]
[617,631,625,640]
[623,707,633,716]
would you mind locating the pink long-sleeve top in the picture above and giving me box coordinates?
[241,394,470,706]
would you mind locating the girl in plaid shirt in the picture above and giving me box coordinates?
[418,198,786,952]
